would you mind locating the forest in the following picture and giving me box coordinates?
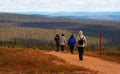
[0,13,120,50]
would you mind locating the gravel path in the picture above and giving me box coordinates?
[46,51,120,74]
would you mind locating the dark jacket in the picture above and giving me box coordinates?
[54,35,60,45]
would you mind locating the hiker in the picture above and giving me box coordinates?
[54,34,60,52]
[59,34,67,52]
[77,31,87,61]
[68,34,76,54]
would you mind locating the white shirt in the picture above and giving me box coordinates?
[59,36,67,46]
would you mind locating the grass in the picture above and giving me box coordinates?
[0,47,98,74]
[84,49,120,64]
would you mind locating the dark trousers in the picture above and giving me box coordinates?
[69,46,74,54]
[56,45,60,52]
[60,45,65,52]
[56,43,60,52]
[78,47,84,60]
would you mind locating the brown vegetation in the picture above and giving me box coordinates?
[84,50,120,64]
[0,13,120,47]
[0,48,97,74]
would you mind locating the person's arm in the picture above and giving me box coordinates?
[76,36,79,47]
[84,36,87,47]
[64,37,67,47]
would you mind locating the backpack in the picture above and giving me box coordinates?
[69,38,75,44]
[78,36,84,45]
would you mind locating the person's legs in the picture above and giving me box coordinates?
[70,46,74,54]
[61,45,65,52]
[56,44,60,52]
[78,47,81,60]
[80,48,83,60]
[69,46,72,54]
[78,47,84,60]
[72,46,74,54]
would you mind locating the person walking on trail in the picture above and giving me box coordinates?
[77,31,87,61]
[54,34,60,52]
[68,34,76,54]
[59,34,67,52]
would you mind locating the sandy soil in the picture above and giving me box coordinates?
[46,51,120,74]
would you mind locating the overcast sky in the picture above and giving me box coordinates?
[0,0,120,12]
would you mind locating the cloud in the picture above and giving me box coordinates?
[0,0,120,12]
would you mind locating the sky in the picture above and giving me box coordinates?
[0,0,120,12]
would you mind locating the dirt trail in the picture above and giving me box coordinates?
[46,51,120,74]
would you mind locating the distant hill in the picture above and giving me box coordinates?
[0,13,120,47]
[17,12,120,21]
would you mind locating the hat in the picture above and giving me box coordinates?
[79,31,83,35]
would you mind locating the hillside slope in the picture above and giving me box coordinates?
[0,13,120,46]
[0,48,97,74]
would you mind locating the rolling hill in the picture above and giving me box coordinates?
[0,13,120,48]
